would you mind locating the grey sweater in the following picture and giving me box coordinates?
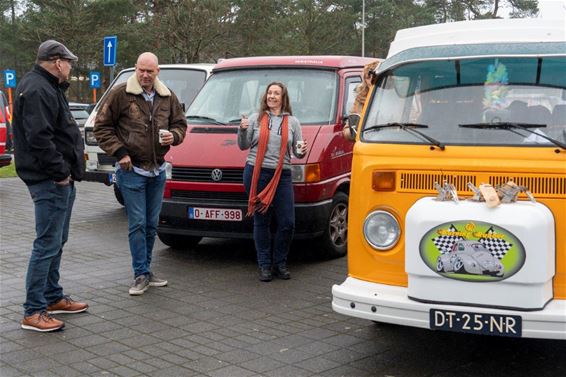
[238,112,304,170]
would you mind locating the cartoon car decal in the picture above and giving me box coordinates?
[436,240,504,277]
[419,221,525,282]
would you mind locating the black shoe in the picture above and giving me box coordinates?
[259,267,273,282]
[273,264,291,280]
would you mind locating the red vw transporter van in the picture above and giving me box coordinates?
[158,56,377,258]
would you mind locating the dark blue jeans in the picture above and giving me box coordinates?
[24,180,75,317]
[116,169,166,278]
[243,164,295,269]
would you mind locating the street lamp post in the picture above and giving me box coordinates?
[362,0,365,57]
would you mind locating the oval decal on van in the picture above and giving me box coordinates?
[419,221,525,282]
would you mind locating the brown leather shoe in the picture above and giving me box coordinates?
[47,296,88,314]
[21,311,64,332]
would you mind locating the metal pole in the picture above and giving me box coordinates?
[362,0,365,57]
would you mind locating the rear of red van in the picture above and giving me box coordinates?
[158,56,376,258]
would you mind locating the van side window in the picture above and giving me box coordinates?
[344,76,362,115]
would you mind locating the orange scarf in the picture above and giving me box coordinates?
[247,113,289,216]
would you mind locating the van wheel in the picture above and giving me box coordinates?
[113,184,125,206]
[157,232,202,249]
[318,191,348,259]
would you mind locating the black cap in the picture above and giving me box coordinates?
[37,40,78,61]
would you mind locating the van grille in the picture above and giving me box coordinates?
[399,172,476,193]
[172,167,243,183]
[398,171,565,198]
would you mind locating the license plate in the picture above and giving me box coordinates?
[430,309,522,337]
[188,207,243,222]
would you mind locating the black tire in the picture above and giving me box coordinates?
[436,258,444,272]
[454,257,465,273]
[113,184,125,206]
[157,232,202,249]
[317,191,349,259]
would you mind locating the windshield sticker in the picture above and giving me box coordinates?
[419,221,525,282]
[483,59,509,110]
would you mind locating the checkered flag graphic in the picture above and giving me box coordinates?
[478,227,513,260]
[432,224,464,254]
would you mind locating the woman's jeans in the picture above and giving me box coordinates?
[116,169,166,278]
[24,180,75,317]
[243,164,295,268]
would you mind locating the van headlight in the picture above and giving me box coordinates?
[165,162,172,180]
[85,129,97,146]
[363,210,400,250]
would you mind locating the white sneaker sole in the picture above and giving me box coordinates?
[48,307,88,315]
[129,285,149,295]
[149,281,168,287]
[21,323,64,332]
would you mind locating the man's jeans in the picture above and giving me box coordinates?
[243,164,295,268]
[116,169,166,278]
[24,180,75,317]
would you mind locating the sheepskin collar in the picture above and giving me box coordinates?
[126,74,171,97]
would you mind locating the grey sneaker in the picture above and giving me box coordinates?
[129,275,149,295]
[149,272,168,287]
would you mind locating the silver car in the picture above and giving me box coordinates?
[436,240,504,277]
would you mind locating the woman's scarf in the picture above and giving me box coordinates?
[247,113,289,216]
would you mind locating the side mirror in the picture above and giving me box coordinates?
[343,113,360,141]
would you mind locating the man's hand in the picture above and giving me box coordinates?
[118,155,133,171]
[159,130,174,146]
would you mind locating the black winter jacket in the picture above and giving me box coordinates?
[13,65,84,185]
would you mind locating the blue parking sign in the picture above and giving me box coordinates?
[90,71,101,89]
[3,70,16,88]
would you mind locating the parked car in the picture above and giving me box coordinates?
[69,102,91,140]
[437,240,504,276]
[157,55,378,258]
[0,89,12,167]
[83,64,213,204]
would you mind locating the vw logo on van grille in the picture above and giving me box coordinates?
[211,168,223,182]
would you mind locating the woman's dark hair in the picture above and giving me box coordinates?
[259,82,293,115]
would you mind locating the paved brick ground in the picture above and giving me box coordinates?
[1,177,565,377]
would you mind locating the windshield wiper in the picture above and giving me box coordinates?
[459,122,566,150]
[187,115,226,125]
[362,122,445,150]
[227,118,243,124]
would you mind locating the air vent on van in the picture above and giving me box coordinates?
[172,167,243,183]
[398,171,565,198]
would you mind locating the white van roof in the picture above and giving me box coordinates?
[378,19,566,73]
[388,18,566,58]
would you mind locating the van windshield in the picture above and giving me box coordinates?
[107,68,207,109]
[187,69,338,125]
[363,57,566,146]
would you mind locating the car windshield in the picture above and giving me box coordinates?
[109,68,207,109]
[71,109,89,120]
[187,69,338,125]
[363,56,566,146]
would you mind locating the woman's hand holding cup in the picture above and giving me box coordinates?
[240,114,249,130]
[296,140,307,155]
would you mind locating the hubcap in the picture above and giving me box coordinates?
[329,203,347,247]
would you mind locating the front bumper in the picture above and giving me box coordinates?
[332,277,566,340]
[82,170,114,185]
[158,198,333,239]
[0,153,12,167]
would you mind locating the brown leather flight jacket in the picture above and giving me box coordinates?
[94,75,187,171]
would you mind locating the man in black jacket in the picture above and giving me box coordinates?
[13,40,88,332]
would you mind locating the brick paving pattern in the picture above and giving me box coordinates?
[1,178,565,377]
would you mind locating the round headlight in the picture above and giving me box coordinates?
[363,210,400,250]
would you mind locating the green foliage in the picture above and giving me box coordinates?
[0,0,540,100]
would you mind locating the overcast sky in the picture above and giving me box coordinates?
[536,0,566,18]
